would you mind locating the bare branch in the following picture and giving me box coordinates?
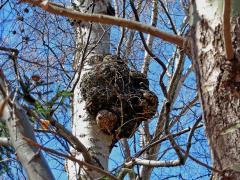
[0,71,54,180]
[180,147,221,173]
[154,50,185,138]
[123,0,143,68]
[135,124,203,159]
[130,0,168,98]
[139,0,158,153]
[23,137,119,180]
[120,138,131,160]
[126,116,202,168]
[125,158,181,167]
[164,104,184,164]
[21,0,185,48]
[0,46,19,55]
[170,95,198,127]
[183,116,202,161]
[223,0,234,60]
[159,0,178,34]
[25,108,93,164]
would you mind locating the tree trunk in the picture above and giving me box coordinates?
[0,71,54,180]
[139,1,158,179]
[190,1,240,179]
[66,0,114,179]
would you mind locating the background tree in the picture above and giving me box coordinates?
[0,0,239,179]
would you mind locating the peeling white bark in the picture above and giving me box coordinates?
[190,0,240,179]
[67,1,113,179]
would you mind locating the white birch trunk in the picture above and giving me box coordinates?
[139,1,159,178]
[190,0,240,179]
[66,1,114,179]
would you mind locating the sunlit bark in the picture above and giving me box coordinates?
[190,0,240,179]
[66,1,113,179]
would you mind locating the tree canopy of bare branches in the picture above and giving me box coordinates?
[0,0,239,179]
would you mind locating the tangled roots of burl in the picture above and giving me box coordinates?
[80,55,158,140]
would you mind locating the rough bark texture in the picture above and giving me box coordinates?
[66,1,113,179]
[190,1,240,179]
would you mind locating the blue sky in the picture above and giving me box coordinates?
[0,1,211,179]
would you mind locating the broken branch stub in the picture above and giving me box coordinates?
[80,55,158,140]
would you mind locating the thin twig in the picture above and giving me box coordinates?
[158,0,178,34]
[183,116,202,161]
[21,0,185,48]
[23,137,118,180]
[126,117,202,168]
[116,0,126,57]
[136,124,203,158]
[223,0,234,60]
[26,108,92,164]
[129,0,168,98]
[180,147,221,173]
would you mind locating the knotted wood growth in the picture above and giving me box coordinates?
[80,55,158,140]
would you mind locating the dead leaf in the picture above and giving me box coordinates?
[40,119,50,130]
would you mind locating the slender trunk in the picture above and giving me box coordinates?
[0,71,54,180]
[141,0,158,75]
[66,1,114,179]
[139,50,185,180]
[190,1,240,179]
[139,1,158,179]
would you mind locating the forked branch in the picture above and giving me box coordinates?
[23,137,118,180]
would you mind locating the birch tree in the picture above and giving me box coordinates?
[189,1,240,179]
[0,0,239,179]
[66,0,116,178]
